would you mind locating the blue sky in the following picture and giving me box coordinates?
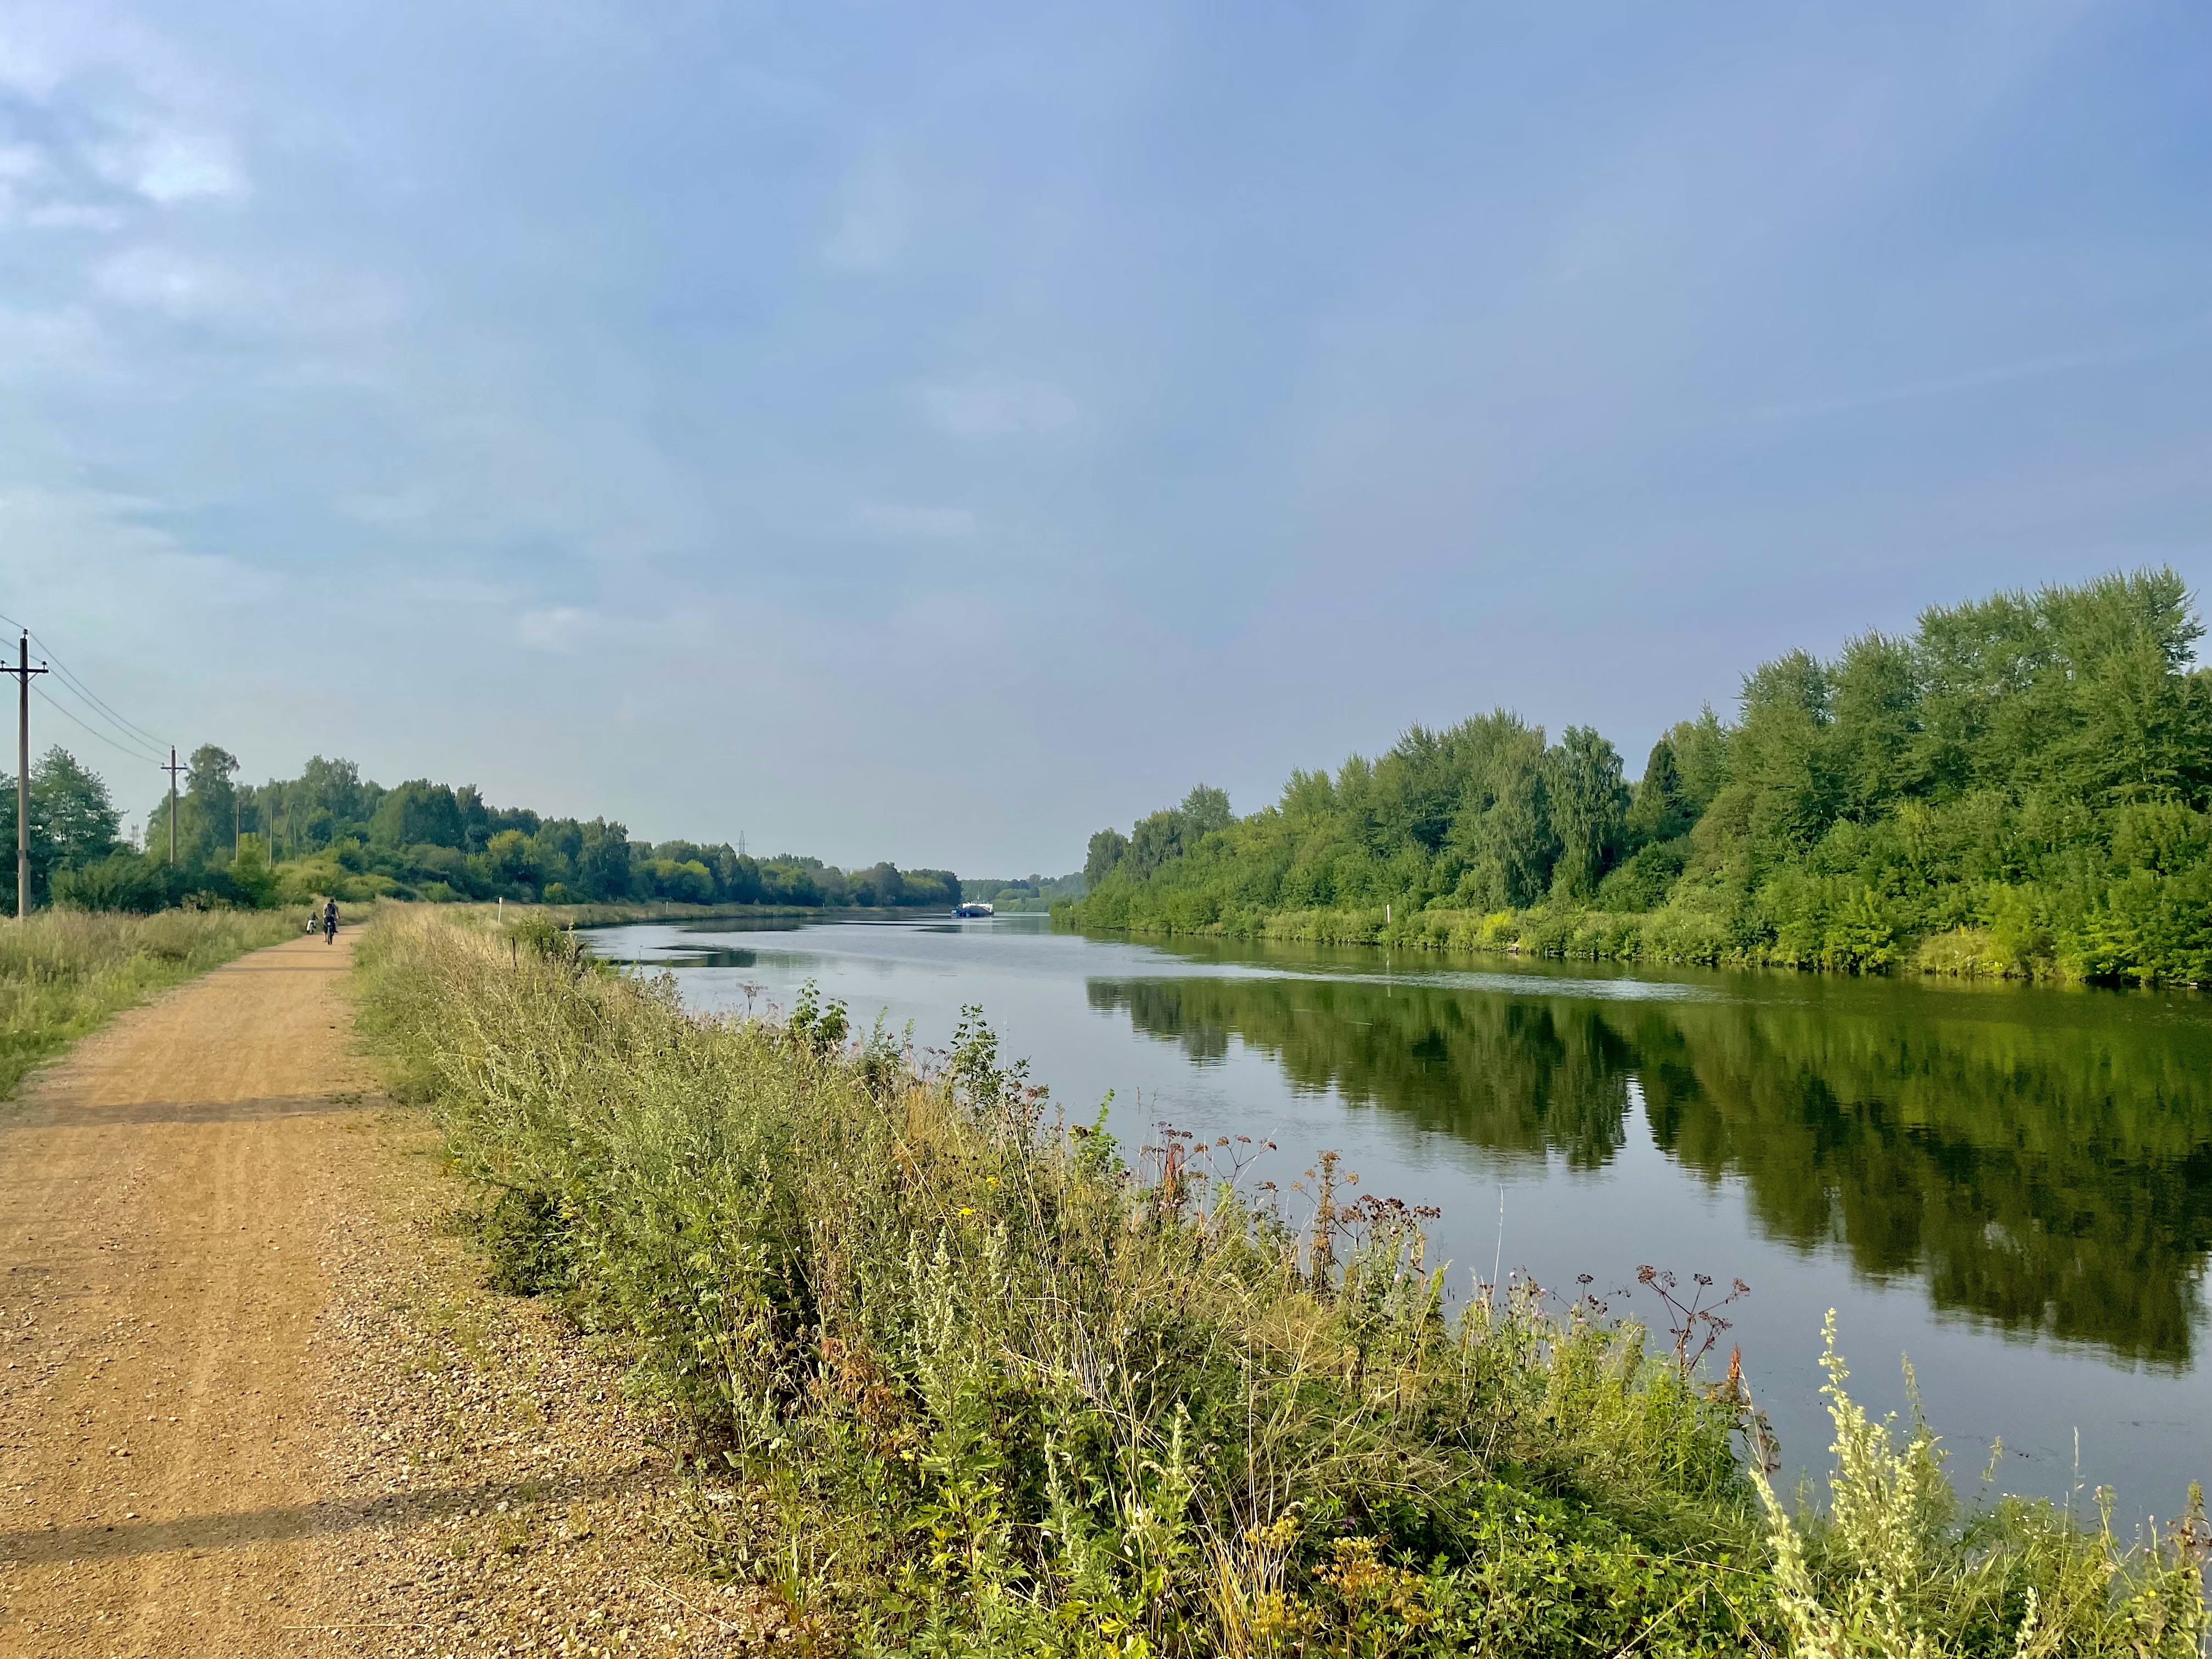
[0,0,2205,874]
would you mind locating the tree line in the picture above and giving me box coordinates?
[1066,568,2212,984]
[5,748,958,914]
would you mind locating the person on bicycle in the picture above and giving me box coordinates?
[323,897,338,943]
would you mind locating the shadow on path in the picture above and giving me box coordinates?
[0,1466,664,1568]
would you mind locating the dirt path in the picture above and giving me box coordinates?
[0,928,772,1659]
[0,928,370,1655]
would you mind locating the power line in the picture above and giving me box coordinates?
[32,634,170,753]
[24,624,171,752]
[30,684,165,767]
[0,610,172,757]
[36,673,170,761]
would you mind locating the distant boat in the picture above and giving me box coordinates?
[952,901,995,918]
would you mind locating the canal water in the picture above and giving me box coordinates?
[588,912,2212,1518]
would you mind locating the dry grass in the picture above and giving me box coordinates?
[0,906,298,1098]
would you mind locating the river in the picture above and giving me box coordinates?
[587,911,2212,1519]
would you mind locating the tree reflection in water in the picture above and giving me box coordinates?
[1087,972,2212,1367]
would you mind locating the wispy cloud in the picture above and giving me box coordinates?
[918,377,1078,438]
[517,606,593,653]
[93,244,221,314]
[850,501,976,540]
[98,127,245,203]
[92,245,401,334]
[823,158,912,272]
[1743,324,2212,425]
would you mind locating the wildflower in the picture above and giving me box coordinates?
[957,1206,975,1217]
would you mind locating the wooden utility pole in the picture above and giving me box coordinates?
[1,633,49,918]
[162,747,185,864]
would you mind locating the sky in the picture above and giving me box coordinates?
[0,0,2206,876]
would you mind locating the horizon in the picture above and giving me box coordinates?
[1,1,2207,872]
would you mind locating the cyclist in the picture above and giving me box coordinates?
[323,897,338,944]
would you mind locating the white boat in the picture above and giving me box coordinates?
[952,900,995,918]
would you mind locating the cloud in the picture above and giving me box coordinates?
[1742,325,2212,425]
[93,245,224,315]
[100,128,245,203]
[25,202,126,230]
[0,303,103,381]
[918,377,1079,438]
[823,160,912,272]
[90,245,402,336]
[517,606,593,653]
[850,501,977,540]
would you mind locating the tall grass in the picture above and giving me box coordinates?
[356,907,2207,1656]
[0,906,300,1098]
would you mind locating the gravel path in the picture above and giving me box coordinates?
[0,929,779,1657]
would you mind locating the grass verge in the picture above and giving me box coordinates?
[355,906,2208,1656]
[0,907,300,1098]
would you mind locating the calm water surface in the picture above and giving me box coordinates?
[588,913,2212,1516]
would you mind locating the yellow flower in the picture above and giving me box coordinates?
[957,1206,975,1216]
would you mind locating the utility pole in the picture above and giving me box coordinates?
[2,633,49,919]
[162,747,185,864]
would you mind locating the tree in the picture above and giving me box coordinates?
[1126,810,1186,881]
[1627,738,1692,845]
[147,743,238,864]
[1085,827,1129,887]
[371,781,465,849]
[290,755,368,847]
[0,747,123,907]
[1547,727,1629,901]
[479,828,540,888]
[1730,651,1838,856]
[32,748,122,870]
[575,819,631,901]
[1180,785,1233,836]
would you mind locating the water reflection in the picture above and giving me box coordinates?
[1088,973,2212,1367]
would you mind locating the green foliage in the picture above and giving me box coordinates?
[1066,571,2212,986]
[357,909,2205,1655]
[0,746,125,909]
[128,750,964,911]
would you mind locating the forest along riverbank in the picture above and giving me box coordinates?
[592,911,2212,1514]
[1069,571,2212,988]
[368,905,2207,1656]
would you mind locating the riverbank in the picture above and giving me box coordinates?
[353,905,2207,1655]
[1056,895,2208,987]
